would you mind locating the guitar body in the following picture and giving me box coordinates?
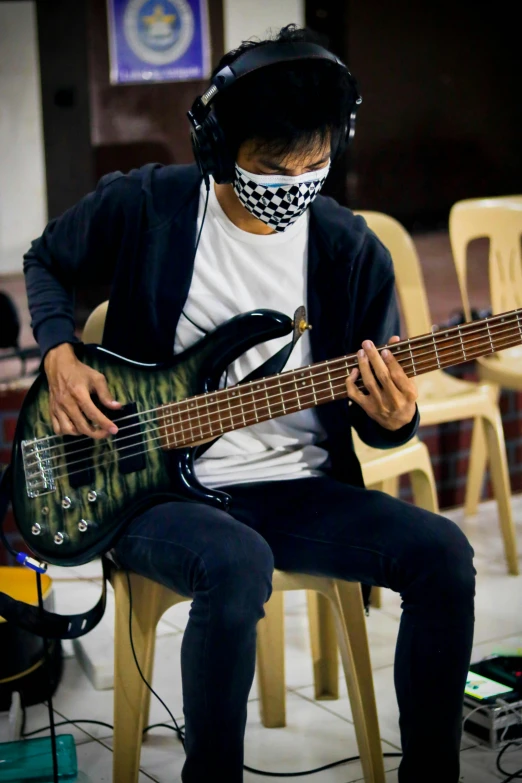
[11,310,293,566]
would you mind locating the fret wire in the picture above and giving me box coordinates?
[407,340,417,375]
[432,331,441,368]
[457,324,467,360]
[324,365,332,398]
[485,320,494,352]
[264,383,271,418]
[293,375,302,409]
[306,368,317,406]
[278,377,286,414]
[251,385,259,422]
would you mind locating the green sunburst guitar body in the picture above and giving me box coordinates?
[10,310,293,566]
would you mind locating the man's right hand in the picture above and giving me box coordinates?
[44,343,122,439]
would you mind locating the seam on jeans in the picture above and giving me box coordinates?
[267,526,397,564]
[119,533,208,563]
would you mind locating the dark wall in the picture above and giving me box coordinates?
[346,1,522,228]
[87,0,224,180]
[36,0,94,219]
[36,0,224,217]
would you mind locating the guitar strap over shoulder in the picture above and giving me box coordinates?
[0,307,309,640]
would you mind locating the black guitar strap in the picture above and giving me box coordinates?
[0,307,309,639]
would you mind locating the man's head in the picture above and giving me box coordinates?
[210,24,359,177]
[188,24,360,232]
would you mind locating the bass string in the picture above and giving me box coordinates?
[44,334,519,485]
[31,308,521,452]
[27,321,522,473]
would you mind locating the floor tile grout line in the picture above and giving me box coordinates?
[27,704,113,746]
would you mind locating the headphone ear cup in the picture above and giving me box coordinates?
[190,123,213,184]
[204,113,235,184]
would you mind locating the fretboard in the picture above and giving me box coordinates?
[157,308,522,449]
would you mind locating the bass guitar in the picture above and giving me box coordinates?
[10,306,521,566]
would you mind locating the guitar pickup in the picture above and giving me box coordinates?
[111,401,146,475]
[63,434,95,489]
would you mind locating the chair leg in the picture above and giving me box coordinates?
[331,581,385,783]
[306,591,339,700]
[464,417,487,516]
[482,412,520,575]
[410,466,439,513]
[367,478,399,609]
[113,572,160,783]
[256,591,286,728]
[369,586,382,609]
[378,476,399,498]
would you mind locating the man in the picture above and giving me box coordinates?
[24,24,475,783]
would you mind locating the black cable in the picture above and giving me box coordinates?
[497,742,522,777]
[180,178,211,336]
[23,717,183,738]
[244,754,403,778]
[497,740,522,781]
[22,710,403,777]
[36,571,59,783]
[501,768,522,783]
[125,571,185,746]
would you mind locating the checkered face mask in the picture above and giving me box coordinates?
[233,163,330,232]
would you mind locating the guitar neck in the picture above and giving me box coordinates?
[159,308,522,449]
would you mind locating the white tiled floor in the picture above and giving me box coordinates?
[2,496,522,782]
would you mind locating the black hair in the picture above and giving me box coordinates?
[211,24,358,162]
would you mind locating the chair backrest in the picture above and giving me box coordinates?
[82,301,109,344]
[449,197,522,320]
[355,211,433,338]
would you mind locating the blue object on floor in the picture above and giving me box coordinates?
[0,734,77,781]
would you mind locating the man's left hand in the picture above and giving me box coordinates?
[345,336,418,431]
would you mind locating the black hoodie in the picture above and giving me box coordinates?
[23,162,419,486]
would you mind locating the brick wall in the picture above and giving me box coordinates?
[0,386,30,565]
[400,363,522,509]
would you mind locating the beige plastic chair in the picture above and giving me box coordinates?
[356,211,519,576]
[82,303,386,783]
[449,197,522,519]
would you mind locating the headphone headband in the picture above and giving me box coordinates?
[199,42,345,109]
[188,40,362,184]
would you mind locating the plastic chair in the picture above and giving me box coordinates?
[82,303,386,783]
[357,211,519,576]
[449,198,522,521]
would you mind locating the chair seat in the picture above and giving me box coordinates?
[477,349,522,389]
[355,435,431,486]
[414,369,496,426]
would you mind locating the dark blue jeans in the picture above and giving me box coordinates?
[113,476,475,783]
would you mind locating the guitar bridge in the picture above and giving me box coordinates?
[22,438,56,498]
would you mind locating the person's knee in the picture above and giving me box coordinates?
[201,528,274,626]
[401,513,475,607]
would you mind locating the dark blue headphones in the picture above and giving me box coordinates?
[187,41,362,185]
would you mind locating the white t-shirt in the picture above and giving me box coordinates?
[173,179,329,488]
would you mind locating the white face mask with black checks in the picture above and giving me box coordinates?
[232,162,330,232]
